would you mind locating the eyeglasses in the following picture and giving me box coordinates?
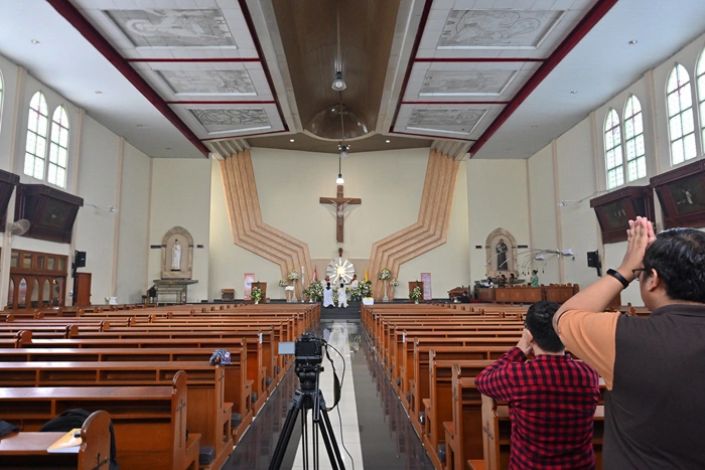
[631,268,646,281]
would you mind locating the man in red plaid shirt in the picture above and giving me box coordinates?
[476,301,600,469]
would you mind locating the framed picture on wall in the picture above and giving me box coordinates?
[651,159,705,228]
[590,185,654,243]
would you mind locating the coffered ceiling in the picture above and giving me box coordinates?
[1,0,705,160]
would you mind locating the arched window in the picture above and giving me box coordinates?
[623,95,646,182]
[696,49,705,149]
[604,109,624,189]
[24,91,49,179]
[666,64,696,165]
[48,106,69,188]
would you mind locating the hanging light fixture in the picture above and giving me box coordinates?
[331,71,347,92]
[336,143,348,185]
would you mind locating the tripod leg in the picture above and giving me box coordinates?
[302,407,309,469]
[318,401,346,470]
[269,391,304,470]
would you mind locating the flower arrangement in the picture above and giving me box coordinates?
[251,286,263,304]
[303,281,324,302]
[391,278,400,288]
[378,268,392,281]
[351,280,372,301]
[410,286,422,303]
[278,279,288,288]
[287,271,300,281]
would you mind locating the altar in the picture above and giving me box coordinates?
[154,279,198,304]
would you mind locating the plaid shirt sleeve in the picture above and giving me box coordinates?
[475,346,526,402]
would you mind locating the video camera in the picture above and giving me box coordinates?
[293,333,324,392]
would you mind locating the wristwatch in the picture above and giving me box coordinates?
[606,268,630,289]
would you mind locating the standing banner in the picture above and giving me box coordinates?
[421,272,432,300]
[244,273,256,300]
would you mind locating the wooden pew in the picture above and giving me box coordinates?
[0,362,230,469]
[422,359,491,470]
[0,380,200,470]
[0,346,252,443]
[21,334,273,411]
[480,395,604,470]
[0,409,111,470]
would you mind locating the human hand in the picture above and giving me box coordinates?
[618,216,656,281]
[517,328,533,356]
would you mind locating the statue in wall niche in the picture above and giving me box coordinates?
[496,239,508,271]
[171,239,182,271]
[160,226,194,280]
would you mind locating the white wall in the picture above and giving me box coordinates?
[526,30,705,307]
[208,147,470,299]
[0,52,152,307]
[149,158,211,302]
[116,142,151,303]
[527,143,560,284]
[466,159,530,283]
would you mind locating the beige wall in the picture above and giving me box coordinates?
[148,158,211,302]
[466,159,530,283]
[0,53,152,307]
[526,30,705,307]
[209,147,471,299]
[117,142,151,303]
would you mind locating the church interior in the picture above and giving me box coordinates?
[0,0,704,468]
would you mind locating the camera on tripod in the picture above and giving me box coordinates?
[272,332,347,470]
[294,333,324,391]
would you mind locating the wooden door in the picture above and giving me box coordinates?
[75,272,92,306]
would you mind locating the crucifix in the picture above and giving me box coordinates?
[319,184,361,243]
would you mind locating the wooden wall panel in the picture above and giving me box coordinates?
[368,150,459,299]
[220,150,313,298]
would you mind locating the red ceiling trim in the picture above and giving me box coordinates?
[46,0,210,157]
[415,57,544,63]
[237,0,289,133]
[167,100,276,105]
[127,57,261,63]
[468,0,619,156]
[388,0,434,133]
[401,100,509,105]
[390,130,474,142]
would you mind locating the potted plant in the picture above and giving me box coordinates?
[251,286,263,304]
[410,286,422,304]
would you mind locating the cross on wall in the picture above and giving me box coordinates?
[319,184,361,243]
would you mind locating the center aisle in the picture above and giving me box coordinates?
[225,307,434,469]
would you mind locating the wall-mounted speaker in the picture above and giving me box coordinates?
[74,250,86,268]
[587,251,600,268]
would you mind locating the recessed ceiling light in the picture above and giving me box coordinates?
[385,139,391,143]
[30,39,40,45]
[628,39,638,45]
[289,138,295,143]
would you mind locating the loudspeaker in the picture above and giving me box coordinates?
[587,251,600,268]
[74,251,86,268]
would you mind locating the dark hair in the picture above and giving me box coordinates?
[525,301,564,353]
[642,228,705,302]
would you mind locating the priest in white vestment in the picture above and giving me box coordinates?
[322,282,334,308]
[338,282,348,308]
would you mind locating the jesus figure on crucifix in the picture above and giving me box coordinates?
[319,184,361,243]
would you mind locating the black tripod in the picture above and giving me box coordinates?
[269,364,346,470]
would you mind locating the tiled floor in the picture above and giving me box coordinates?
[225,318,434,470]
